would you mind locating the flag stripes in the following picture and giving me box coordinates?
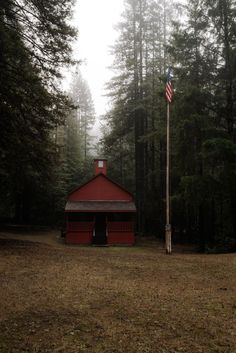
[166,68,173,103]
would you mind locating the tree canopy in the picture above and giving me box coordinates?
[0,0,235,250]
[102,0,236,250]
[0,0,77,223]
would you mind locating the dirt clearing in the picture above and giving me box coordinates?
[0,233,235,353]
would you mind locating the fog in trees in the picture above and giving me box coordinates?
[0,0,235,251]
[102,0,236,251]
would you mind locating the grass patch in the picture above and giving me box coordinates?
[0,236,235,353]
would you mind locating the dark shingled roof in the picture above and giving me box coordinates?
[65,201,136,212]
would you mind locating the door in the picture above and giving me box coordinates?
[93,214,107,245]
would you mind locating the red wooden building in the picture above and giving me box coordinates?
[65,159,136,245]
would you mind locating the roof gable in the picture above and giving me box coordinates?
[68,174,134,202]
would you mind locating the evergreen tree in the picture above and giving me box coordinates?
[103,0,235,250]
[51,69,96,220]
[0,0,76,223]
[102,0,176,235]
[168,0,236,249]
[70,69,96,160]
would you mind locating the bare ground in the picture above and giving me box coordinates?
[0,232,235,353]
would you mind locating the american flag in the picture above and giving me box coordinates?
[166,68,173,103]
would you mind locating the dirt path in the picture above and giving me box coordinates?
[0,230,64,247]
[0,233,235,353]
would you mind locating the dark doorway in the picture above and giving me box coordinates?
[93,214,107,245]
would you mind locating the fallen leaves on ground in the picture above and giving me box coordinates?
[0,236,235,353]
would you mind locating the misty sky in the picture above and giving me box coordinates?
[70,0,125,117]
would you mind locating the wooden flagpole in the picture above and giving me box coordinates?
[165,102,172,254]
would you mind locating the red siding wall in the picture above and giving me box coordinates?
[66,222,94,245]
[107,232,135,245]
[65,221,135,245]
[107,222,135,245]
[69,175,132,202]
[66,172,136,245]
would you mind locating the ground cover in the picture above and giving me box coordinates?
[0,233,235,353]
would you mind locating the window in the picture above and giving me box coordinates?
[98,160,104,168]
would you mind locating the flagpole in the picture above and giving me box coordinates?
[165,102,172,254]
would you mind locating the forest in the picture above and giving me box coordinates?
[0,0,235,252]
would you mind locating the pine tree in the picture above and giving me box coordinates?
[168,0,236,249]
[70,69,96,160]
[0,0,76,223]
[102,0,176,235]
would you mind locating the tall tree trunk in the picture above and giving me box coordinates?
[133,0,146,235]
[220,0,236,238]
